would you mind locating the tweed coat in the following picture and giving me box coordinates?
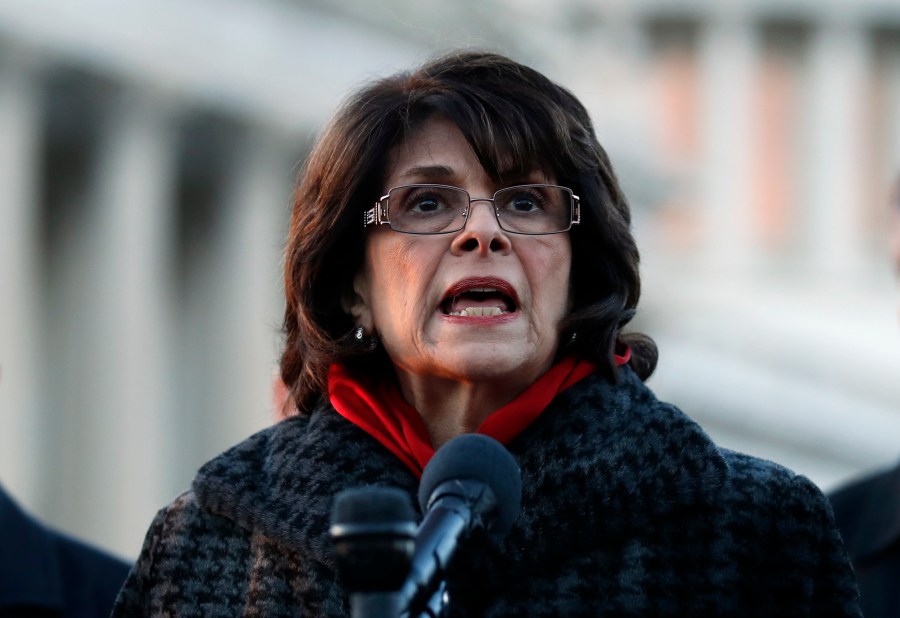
[113,368,862,617]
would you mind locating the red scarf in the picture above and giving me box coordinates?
[328,350,630,477]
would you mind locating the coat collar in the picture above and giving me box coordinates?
[499,367,727,563]
[193,367,727,567]
[193,403,417,566]
[0,485,65,610]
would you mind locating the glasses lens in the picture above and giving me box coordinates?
[387,185,468,234]
[494,185,573,234]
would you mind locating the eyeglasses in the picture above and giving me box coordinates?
[364,184,581,235]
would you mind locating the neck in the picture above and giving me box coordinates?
[394,372,527,449]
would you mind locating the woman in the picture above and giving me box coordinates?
[114,51,861,616]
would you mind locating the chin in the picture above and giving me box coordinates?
[440,345,553,383]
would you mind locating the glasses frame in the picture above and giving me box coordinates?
[364,183,581,235]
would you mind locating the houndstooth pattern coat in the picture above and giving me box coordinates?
[113,367,862,617]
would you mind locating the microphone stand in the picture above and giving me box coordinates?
[418,582,448,618]
[352,580,446,618]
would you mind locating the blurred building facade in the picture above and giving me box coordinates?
[1,0,899,558]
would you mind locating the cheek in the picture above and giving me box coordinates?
[368,238,437,319]
[544,242,572,294]
[534,242,572,317]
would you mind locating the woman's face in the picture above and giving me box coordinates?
[349,116,573,387]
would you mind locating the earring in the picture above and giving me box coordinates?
[570,331,577,343]
[353,326,378,351]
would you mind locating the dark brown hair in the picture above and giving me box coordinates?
[280,50,657,415]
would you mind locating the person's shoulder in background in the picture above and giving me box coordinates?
[0,484,133,618]
[828,459,900,618]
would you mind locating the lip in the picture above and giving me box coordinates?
[439,276,519,321]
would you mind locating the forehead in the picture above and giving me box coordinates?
[384,116,554,188]
[385,117,479,186]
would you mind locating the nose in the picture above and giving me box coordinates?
[450,199,512,255]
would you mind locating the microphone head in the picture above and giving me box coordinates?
[331,486,416,592]
[332,486,416,529]
[418,434,522,540]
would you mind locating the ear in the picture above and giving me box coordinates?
[341,269,375,333]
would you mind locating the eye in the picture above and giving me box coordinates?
[401,188,453,214]
[510,195,541,212]
[500,188,547,213]
[410,196,443,213]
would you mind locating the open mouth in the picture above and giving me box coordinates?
[440,285,517,317]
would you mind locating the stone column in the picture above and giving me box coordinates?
[885,40,900,185]
[60,85,178,556]
[203,128,294,451]
[0,49,43,501]
[698,15,758,275]
[801,20,868,278]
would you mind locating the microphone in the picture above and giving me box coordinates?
[331,487,417,617]
[399,434,522,616]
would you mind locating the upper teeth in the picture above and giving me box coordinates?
[444,286,513,316]
[449,306,506,317]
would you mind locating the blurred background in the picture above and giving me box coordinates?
[1,0,899,560]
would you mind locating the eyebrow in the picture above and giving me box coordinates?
[396,164,549,186]
[395,165,457,183]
